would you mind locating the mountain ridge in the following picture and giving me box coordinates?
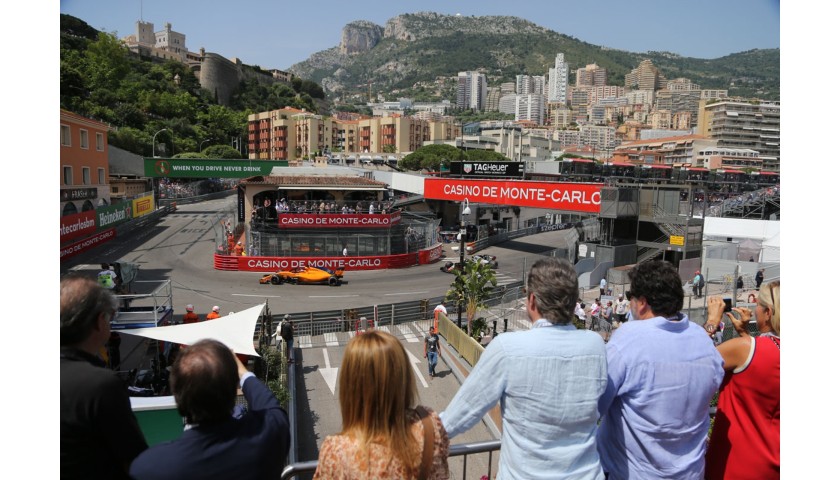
[289,12,779,102]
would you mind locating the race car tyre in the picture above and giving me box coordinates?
[328,277,339,286]
[270,275,282,285]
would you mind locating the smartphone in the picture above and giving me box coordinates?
[723,298,732,313]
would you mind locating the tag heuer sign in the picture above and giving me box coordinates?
[450,161,523,177]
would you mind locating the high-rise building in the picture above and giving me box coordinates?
[457,71,488,110]
[575,63,607,87]
[624,59,665,91]
[513,94,546,125]
[547,53,569,103]
[516,75,546,95]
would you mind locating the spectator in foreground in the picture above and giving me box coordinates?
[61,275,148,479]
[130,339,290,480]
[441,257,607,479]
[314,330,449,479]
[597,260,723,479]
[704,282,780,480]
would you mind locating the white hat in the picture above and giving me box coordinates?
[212,306,220,312]
[186,304,194,312]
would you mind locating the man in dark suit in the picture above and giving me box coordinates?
[61,275,148,479]
[130,339,290,480]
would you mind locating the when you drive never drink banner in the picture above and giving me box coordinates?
[143,158,288,178]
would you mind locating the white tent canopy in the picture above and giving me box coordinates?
[703,217,780,263]
[120,303,265,357]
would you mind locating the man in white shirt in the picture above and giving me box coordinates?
[613,294,629,323]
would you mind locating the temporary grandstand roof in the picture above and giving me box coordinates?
[119,303,265,356]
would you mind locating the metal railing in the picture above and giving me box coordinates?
[279,439,502,480]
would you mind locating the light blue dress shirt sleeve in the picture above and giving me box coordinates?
[440,337,507,438]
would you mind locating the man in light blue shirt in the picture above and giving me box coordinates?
[441,257,607,479]
[597,261,723,479]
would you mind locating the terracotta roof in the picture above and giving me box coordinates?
[240,175,388,187]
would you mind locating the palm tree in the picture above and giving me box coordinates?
[445,260,497,338]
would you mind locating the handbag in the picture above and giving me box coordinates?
[415,406,436,480]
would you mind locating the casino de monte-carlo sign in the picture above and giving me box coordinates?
[449,161,524,177]
[424,178,603,214]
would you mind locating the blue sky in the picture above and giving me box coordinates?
[59,0,780,71]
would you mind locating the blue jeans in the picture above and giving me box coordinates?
[427,351,438,375]
[286,338,294,361]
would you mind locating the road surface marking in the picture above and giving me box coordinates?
[298,335,312,349]
[383,291,428,296]
[324,332,339,347]
[404,348,429,388]
[309,295,359,298]
[232,293,283,298]
[318,349,338,395]
[397,324,419,342]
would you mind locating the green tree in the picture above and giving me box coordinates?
[399,144,466,171]
[203,145,244,159]
[445,260,498,338]
[172,152,208,159]
[465,150,509,161]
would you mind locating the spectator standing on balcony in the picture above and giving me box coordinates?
[61,275,148,479]
[755,268,764,289]
[441,257,607,479]
[314,331,449,479]
[130,340,290,480]
[597,261,723,480]
[704,283,780,480]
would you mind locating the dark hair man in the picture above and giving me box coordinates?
[130,339,290,480]
[597,261,724,479]
[61,275,148,479]
[441,257,607,478]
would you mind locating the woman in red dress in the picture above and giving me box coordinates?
[704,281,780,479]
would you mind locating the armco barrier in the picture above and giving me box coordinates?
[213,253,239,271]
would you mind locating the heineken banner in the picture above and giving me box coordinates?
[144,158,288,178]
[450,161,524,177]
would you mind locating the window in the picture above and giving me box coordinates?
[111,186,119,194]
[98,168,105,184]
[96,132,104,151]
[82,167,90,185]
[63,166,72,185]
[80,129,89,149]
[61,125,71,146]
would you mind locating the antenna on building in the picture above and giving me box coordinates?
[140,0,144,21]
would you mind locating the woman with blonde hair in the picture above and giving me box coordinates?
[704,281,780,479]
[314,330,449,479]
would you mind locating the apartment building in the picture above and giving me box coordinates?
[516,75,546,95]
[546,102,573,128]
[696,100,780,169]
[654,90,701,127]
[575,63,607,87]
[614,134,717,166]
[625,59,666,91]
[61,109,111,216]
[696,147,769,170]
[547,53,569,103]
[248,108,448,160]
[457,71,487,110]
[485,87,501,112]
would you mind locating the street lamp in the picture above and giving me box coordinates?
[199,139,211,152]
[457,198,471,329]
[152,128,169,158]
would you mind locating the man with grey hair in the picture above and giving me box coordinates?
[61,275,148,479]
[441,257,608,479]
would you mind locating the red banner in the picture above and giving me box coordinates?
[60,228,116,261]
[424,178,603,213]
[227,244,444,272]
[277,212,401,228]
[60,210,97,244]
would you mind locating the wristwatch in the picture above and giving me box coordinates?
[704,323,717,333]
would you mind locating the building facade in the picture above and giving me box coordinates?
[696,100,780,170]
[457,71,487,110]
[61,109,112,216]
[547,53,569,103]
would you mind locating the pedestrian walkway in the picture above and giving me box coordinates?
[295,321,433,350]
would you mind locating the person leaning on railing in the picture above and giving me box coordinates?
[313,330,449,479]
[703,282,780,480]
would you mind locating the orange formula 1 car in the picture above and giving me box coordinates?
[259,266,344,286]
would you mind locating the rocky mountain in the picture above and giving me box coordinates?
[289,12,779,103]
